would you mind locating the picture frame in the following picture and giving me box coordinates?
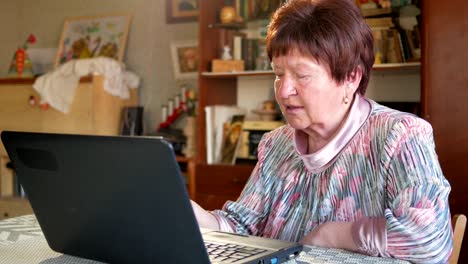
[220,115,245,165]
[170,40,199,79]
[55,13,132,66]
[166,0,199,24]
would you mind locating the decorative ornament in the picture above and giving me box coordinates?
[8,34,36,78]
[40,103,49,111]
[220,5,236,24]
[28,95,38,106]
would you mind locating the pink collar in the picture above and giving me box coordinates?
[293,94,372,173]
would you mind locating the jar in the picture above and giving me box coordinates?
[220,6,236,24]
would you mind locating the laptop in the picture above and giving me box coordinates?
[1,131,302,264]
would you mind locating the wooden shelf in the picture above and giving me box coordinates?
[208,22,246,30]
[201,70,274,78]
[372,62,421,72]
[361,7,392,17]
[0,75,94,85]
[201,62,421,78]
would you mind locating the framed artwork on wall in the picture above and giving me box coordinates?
[166,0,199,23]
[55,13,132,66]
[170,40,198,79]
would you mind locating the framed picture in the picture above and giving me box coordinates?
[170,40,198,79]
[55,13,132,66]
[220,115,245,165]
[166,0,199,23]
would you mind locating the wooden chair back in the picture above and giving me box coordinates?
[449,214,467,264]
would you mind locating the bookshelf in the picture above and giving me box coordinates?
[195,0,424,210]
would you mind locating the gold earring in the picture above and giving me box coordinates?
[344,96,349,104]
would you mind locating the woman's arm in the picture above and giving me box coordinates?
[190,200,220,230]
[210,140,272,235]
[301,117,453,263]
[300,221,359,251]
[378,117,452,263]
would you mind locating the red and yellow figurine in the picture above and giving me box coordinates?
[8,34,36,77]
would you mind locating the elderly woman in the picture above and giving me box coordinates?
[191,0,453,262]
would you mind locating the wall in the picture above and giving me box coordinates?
[0,0,198,132]
[0,1,21,75]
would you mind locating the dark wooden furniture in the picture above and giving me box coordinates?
[421,0,468,262]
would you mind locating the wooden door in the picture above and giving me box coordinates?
[421,0,468,261]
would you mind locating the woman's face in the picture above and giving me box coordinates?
[272,50,352,132]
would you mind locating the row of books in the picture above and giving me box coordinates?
[204,105,284,165]
[234,0,285,22]
[367,17,421,64]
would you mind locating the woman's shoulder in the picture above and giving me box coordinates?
[256,124,294,153]
[262,124,294,141]
[369,101,433,135]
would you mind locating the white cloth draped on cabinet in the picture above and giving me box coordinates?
[33,57,139,113]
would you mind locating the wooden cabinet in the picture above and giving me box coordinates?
[0,197,32,220]
[421,0,468,261]
[0,75,138,197]
[194,164,253,209]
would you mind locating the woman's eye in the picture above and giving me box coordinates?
[296,74,308,79]
[274,73,284,79]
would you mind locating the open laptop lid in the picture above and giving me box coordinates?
[1,131,211,263]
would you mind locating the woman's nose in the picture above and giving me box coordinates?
[276,76,297,98]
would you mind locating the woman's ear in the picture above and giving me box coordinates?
[345,66,362,95]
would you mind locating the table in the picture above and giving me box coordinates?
[0,215,409,264]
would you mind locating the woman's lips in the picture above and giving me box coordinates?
[285,104,304,114]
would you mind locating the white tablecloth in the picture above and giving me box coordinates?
[0,215,409,264]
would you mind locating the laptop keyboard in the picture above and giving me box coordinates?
[205,241,267,263]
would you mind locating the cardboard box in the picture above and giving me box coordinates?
[212,59,244,72]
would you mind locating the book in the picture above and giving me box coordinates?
[382,29,404,63]
[220,115,245,165]
[233,35,243,60]
[365,17,395,29]
[405,29,421,61]
[204,105,247,164]
[241,38,258,71]
[361,7,392,17]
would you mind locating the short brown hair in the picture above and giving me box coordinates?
[266,0,374,95]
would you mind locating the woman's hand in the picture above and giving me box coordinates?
[190,200,220,230]
[300,221,358,252]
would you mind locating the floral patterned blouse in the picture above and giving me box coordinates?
[212,95,453,264]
